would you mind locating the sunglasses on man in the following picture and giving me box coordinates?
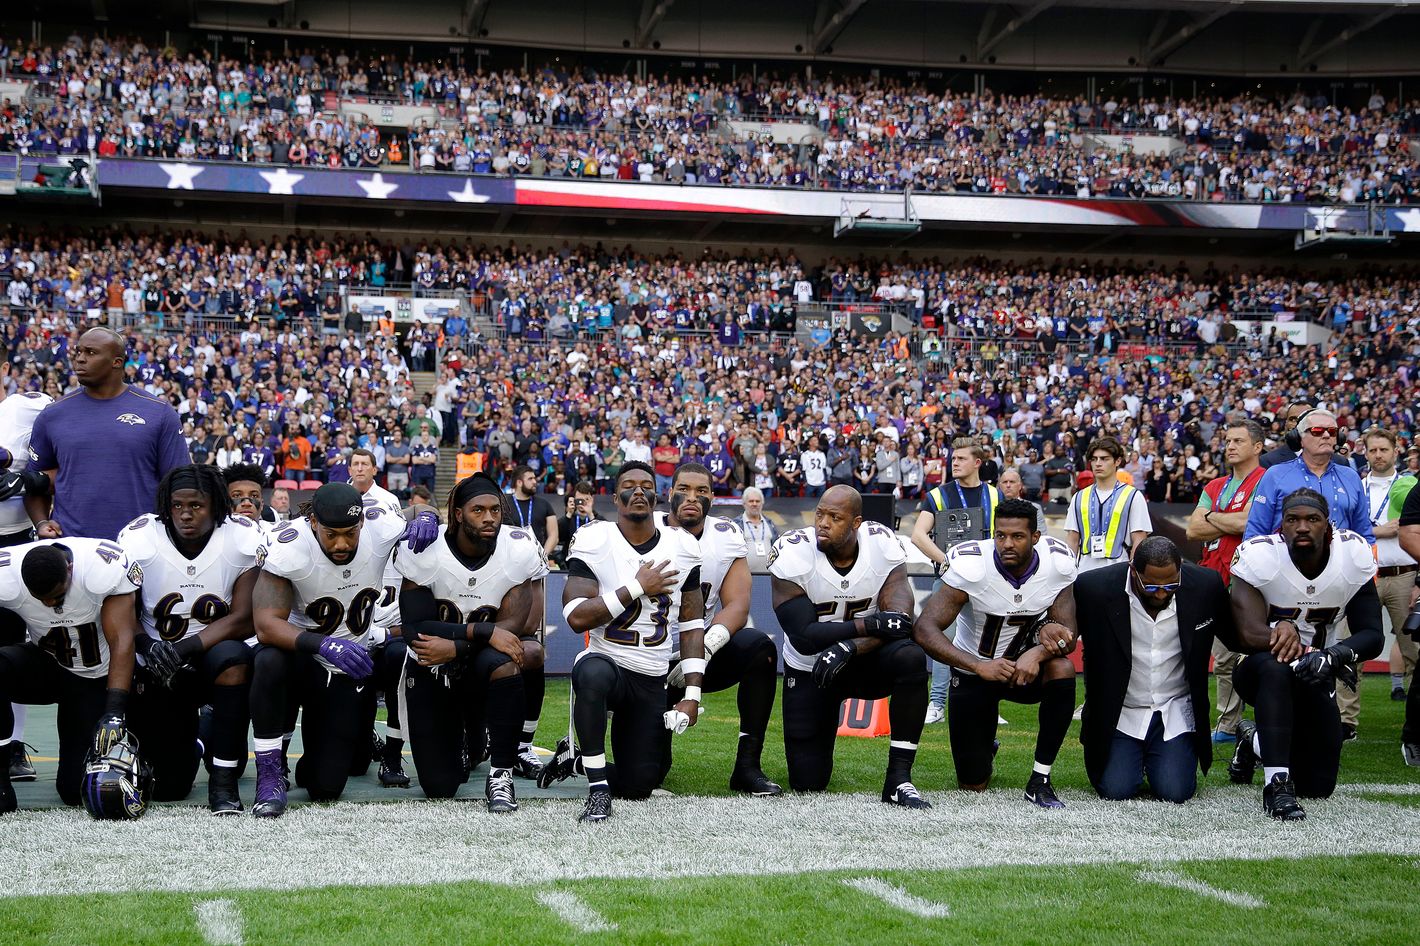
[1131,566,1180,594]
[1303,426,1339,439]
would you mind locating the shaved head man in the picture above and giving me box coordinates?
[26,327,191,540]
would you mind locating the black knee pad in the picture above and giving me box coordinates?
[253,644,290,678]
[887,640,929,683]
[572,655,618,697]
[205,639,253,678]
[471,646,515,680]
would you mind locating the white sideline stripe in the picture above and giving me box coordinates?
[1137,870,1263,909]
[535,890,617,932]
[844,877,950,918]
[194,898,244,945]
[4,787,1420,898]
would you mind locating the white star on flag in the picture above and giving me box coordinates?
[1394,208,1420,232]
[158,163,203,190]
[1307,207,1341,231]
[356,173,399,200]
[448,180,490,204]
[259,168,305,195]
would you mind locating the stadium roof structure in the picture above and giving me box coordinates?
[10,0,1419,75]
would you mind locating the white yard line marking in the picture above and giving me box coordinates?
[194,898,245,945]
[535,890,617,932]
[1136,870,1263,908]
[844,877,950,918]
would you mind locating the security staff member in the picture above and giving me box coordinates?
[1066,437,1151,573]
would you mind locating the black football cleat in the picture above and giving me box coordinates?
[7,742,36,782]
[1229,719,1257,785]
[1024,772,1066,810]
[578,788,612,823]
[536,736,582,789]
[0,744,14,815]
[378,758,410,788]
[1402,743,1420,767]
[730,766,784,797]
[882,780,932,809]
[1263,773,1306,821]
[511,746,544,781]
[207,766,243,816]
[1341,724,1358,744]
[485,769,518,813]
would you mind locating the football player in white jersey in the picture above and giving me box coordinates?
[223,463,275,531]
[0,390,54,785]
[913,499,1079,808]
[658,463,781,796]
[552,461,705,822]
[770,485,931,808]
[0,537,143,813]
[395,473,547,810]
[1227,488,1383,820]
[120,466,262,814]
[249,482,439,817]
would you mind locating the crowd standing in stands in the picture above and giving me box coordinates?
[1,34,1418,203]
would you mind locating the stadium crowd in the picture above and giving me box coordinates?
[2,34,1419,202]
[0,229,1416,516]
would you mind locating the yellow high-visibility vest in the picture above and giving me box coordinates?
[1078,482,1137,559]
[927,482,1000,534]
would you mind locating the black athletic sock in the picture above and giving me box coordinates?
[735,734,766,772]
[886,743,917,787]
[520,664,544,748]
[208,683,249,765]
[1035,677,1076,767]
[485,675,524,770]
[383,737,405,767]
[888,675,929,745]
[735,642,777,746]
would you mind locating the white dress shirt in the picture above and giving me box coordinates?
[1117,571,1194,741]
[1365,472,1409,568]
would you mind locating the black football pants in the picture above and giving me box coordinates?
[1233,652,1342,798]
[0,643,106,806]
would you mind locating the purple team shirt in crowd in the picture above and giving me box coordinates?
[27,386,192,540]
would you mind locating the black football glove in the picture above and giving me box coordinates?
[1403,603,1420,640]
[1293,644,1358,691]
[862,610,912,641]
[92,714,127,756]
[144,640,188,688]
[0,469,49,502]
[812,640,855,689]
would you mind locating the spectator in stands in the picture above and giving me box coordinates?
[736,487,778,573]
[384,429,411,497]
[409,429,439,493]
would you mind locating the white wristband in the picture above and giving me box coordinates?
[704,624,731,656]
[601,591,627,620]
[562,598,589,621]
[682,685,702,703]
[678,657,707,677]
[624,579,644,601]
[678,618,705,635]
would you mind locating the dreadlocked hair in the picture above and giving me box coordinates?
[156,464,234,527]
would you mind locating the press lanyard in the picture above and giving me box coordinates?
[516,498,533,529]
[1366,475,1392,525]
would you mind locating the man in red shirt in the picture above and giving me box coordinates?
[1186,418,1266,743]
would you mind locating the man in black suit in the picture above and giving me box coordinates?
[1048,536,1264,802]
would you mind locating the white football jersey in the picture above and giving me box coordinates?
[567,519,702,676]
[0,392,51,535]
[769,522,907,672]
[656,512,747,619]
[0,538,143,679]
[942,536,1077,669]
[395,525,548,637]
[259,507,406,672]
[1231,530,1377,649]
[361,484,405,631]
[119,514,263,645]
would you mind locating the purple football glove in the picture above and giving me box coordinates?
[402,509,440,554]
[318,637,374,680]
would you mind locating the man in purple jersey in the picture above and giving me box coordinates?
[26,328,190,541]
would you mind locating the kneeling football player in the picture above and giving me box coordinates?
[0,538,143,812]
[395,474,547,809]
[547,462,705,822]
[658,463,780,795]
[120,465,262,814]
[249,482,438,817]
[1228,489,1382,820]
[913,499,1078,808]
[770,485,931,808]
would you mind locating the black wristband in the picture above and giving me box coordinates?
[470,622,495,647]
[296,631,325,655]
[453,639,470,660]
[174,636,205,661]
[133,634,154,658]
[103,687,128,716]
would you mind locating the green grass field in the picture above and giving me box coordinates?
[3,676,1419,944]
